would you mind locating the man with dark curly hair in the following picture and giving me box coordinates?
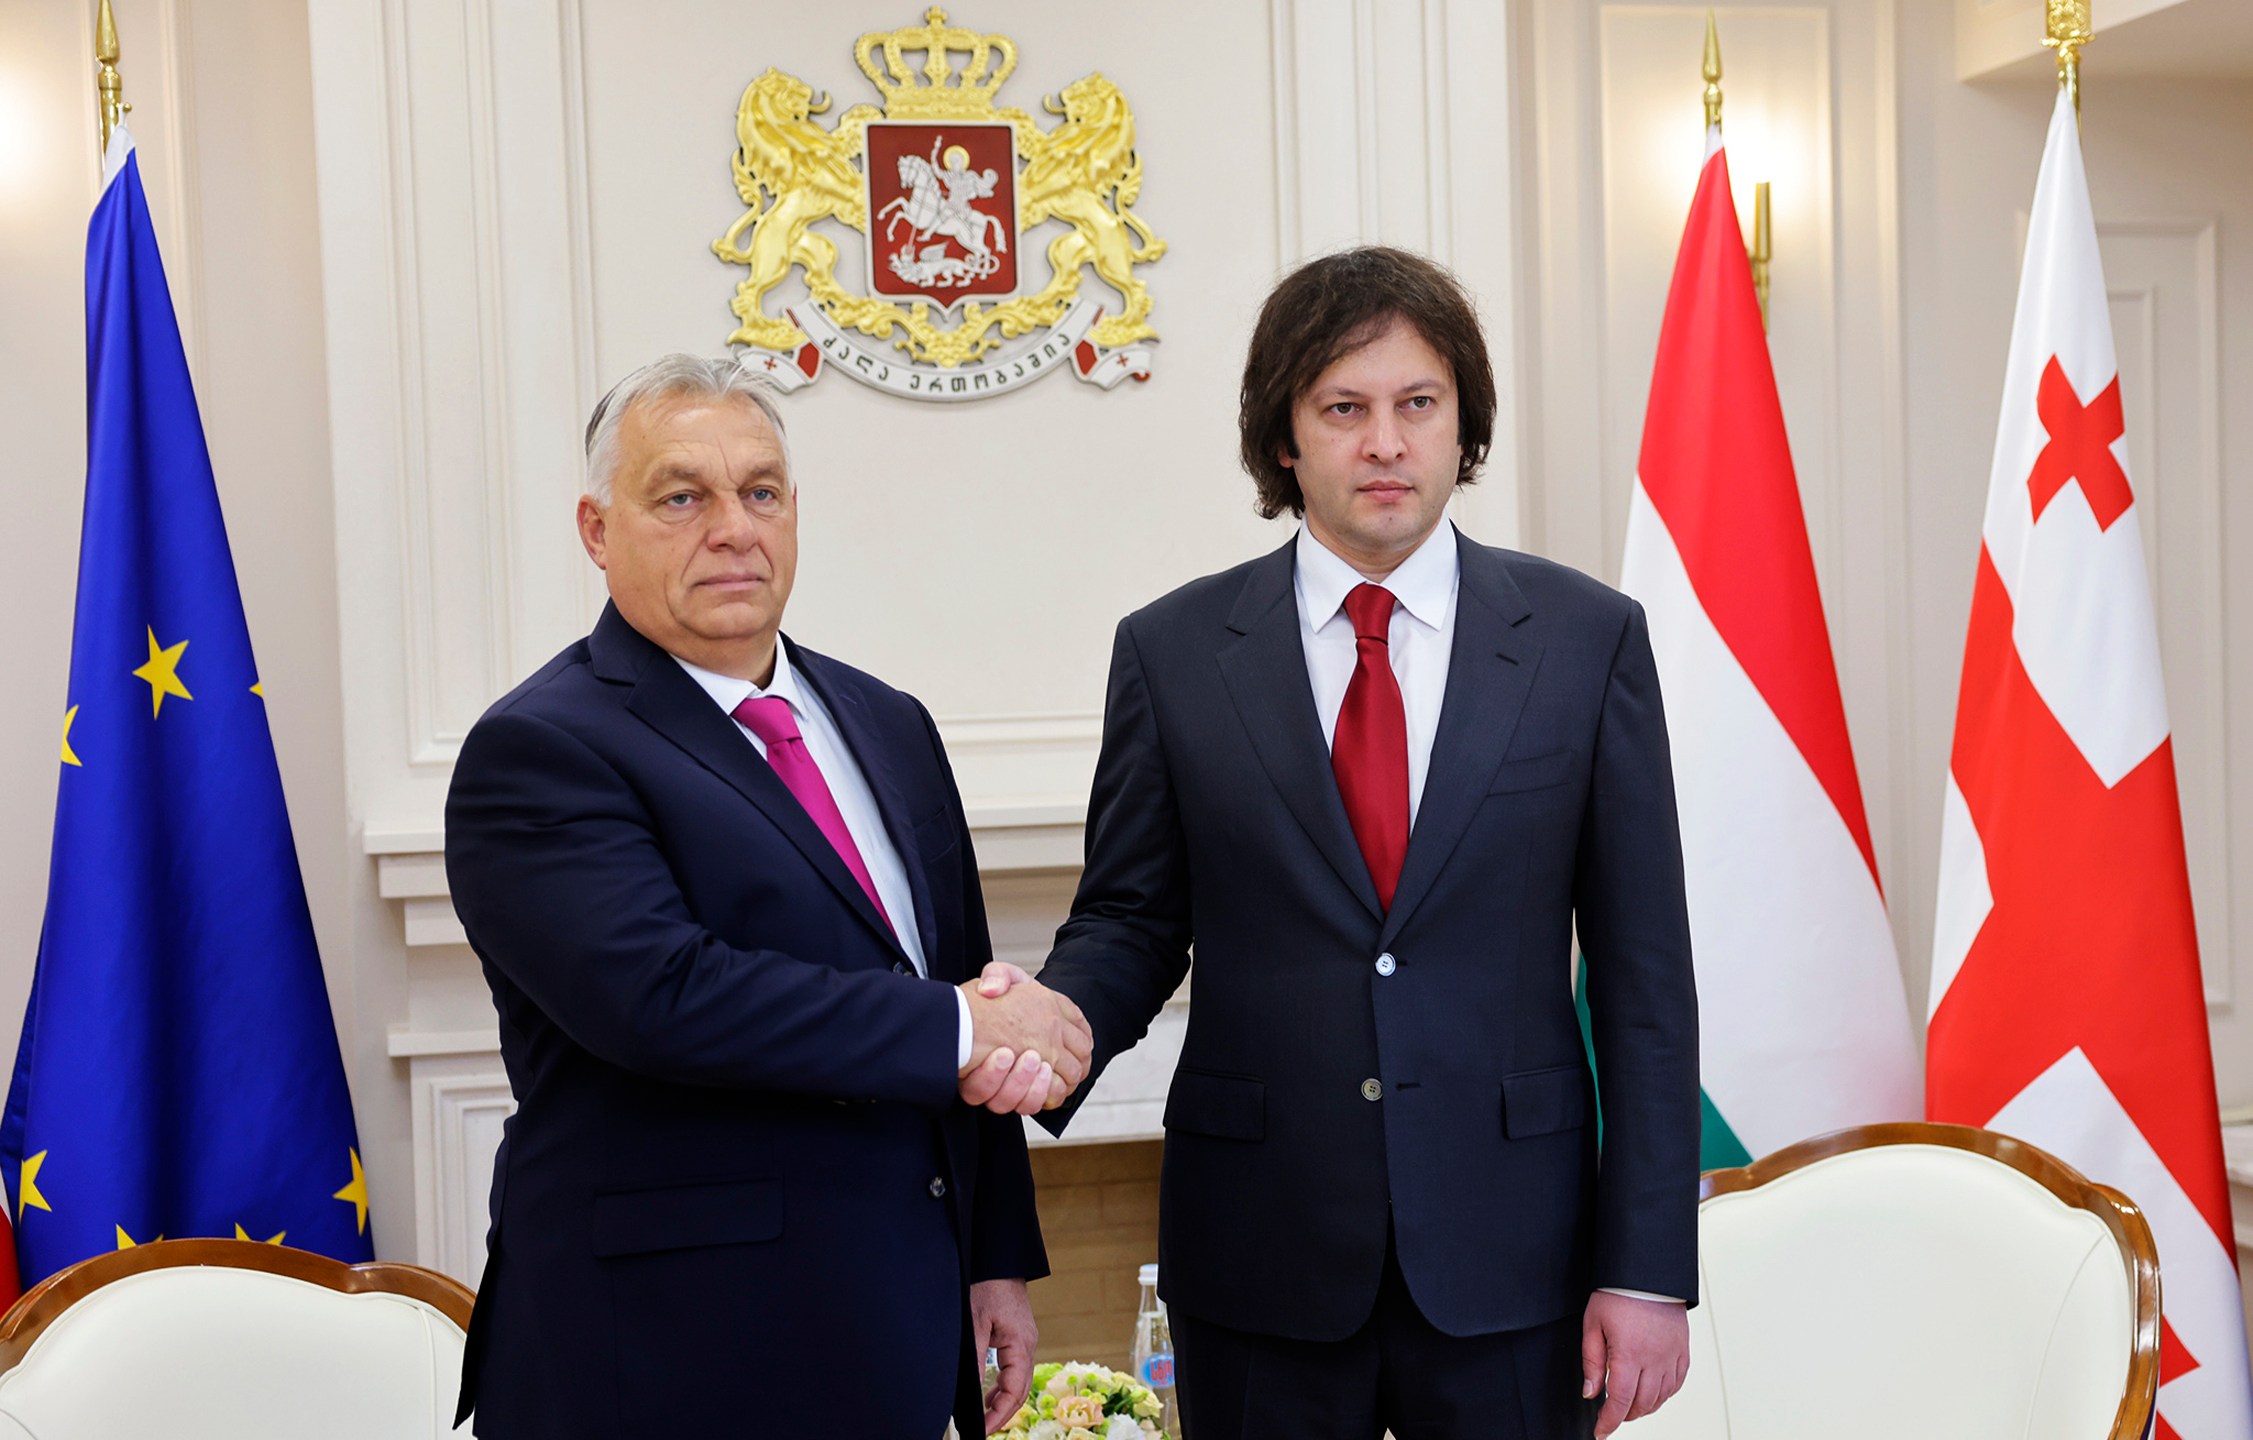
[1026,247,1701,1440]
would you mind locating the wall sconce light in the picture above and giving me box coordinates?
[1751,180,1772,329]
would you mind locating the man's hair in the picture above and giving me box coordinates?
[1237,246,1496,520]
[583,354,792,505]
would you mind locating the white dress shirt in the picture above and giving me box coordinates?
[1293,524,1682,1307]
[674,641,973,1069]
[1294,521,1460,826]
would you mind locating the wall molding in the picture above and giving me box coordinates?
[1269,0,1523,538]
[2095,216,2231,1013]
[406,1056,514,1281]
[1269,0,1471,266]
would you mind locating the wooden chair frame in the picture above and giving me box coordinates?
[0,1237,475,1374]
[1698,1121,2161,1440]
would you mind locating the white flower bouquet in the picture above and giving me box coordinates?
[987,1360,1170,1440]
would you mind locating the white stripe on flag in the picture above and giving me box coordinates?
[1625,480,1919,1154]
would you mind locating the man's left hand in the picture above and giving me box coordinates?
[972,1277,1040,1432]
[1581,1290,1689,1437]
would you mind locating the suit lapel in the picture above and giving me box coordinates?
[598,608,902,955]
[1217,540,1385,922]
[1379,536,1542,948]
[793,645,944,975]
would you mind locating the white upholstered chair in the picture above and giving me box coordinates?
[1627,1122,2159,1440]
[0,1236,475,1439]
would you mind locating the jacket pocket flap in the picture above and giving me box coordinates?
[1488,749,1576,794]
[1164,1069,1265,1142]
[1501,1065,1590,1139]
[592,1177,783,1258]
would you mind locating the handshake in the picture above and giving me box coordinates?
[956,963,1094,1117]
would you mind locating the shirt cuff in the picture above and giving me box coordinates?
[1599,1287,1687,1304]
[954,985,973,1072]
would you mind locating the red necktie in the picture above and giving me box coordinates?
[1333,584,1410,910]
[732,695,895,936]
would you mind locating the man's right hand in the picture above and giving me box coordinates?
[958,965,1092,1116]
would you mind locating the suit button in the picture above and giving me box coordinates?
[893,960,913,976]
[1374,952,1397,976]
[929,1176,948,1198]
[1360,1079,1383,1102]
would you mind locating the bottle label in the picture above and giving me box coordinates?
[1141,1352,1175,1388]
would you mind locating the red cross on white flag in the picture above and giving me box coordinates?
[1927,90,2253,1440]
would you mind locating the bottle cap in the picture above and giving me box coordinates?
[1138,1262,1159,1286]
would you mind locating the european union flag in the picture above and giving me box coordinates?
[0,130,371,1286]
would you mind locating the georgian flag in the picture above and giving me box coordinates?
[1620,127,1920,1168]
[1926,90,2253,1440]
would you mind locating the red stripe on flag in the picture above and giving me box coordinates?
[1929,547,2232,1255]
[1635,147,1880,890]
[2161,1316,2202,1388]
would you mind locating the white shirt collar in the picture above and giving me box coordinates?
[672,638,808,719]
[1294,520,1460,631]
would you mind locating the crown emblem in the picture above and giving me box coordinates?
[854,8,1017,117]
[713,10,1168,401]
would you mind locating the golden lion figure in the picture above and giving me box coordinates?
[712,69,878,352]
[1019,73,1167,349]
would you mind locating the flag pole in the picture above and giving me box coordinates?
[1701,14,1774,331]
[94,0,130,153]
[2045,0,2092,124]
[1702,10,1722,132]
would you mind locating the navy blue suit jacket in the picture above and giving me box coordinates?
[444,603,1043,1438]
[1036,530,1698,1340]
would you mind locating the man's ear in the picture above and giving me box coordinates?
[576,495,609,569]
[1276,436,1299,470]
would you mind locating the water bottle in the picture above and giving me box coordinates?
[1127,1262,1183,1436]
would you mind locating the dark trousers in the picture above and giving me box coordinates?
[1170,1231,1599,1440]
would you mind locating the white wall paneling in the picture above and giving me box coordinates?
[2096,219,2231,1013]
[376,0,597,779]
[1271,0,1525,544]
[399,1048,515,1281]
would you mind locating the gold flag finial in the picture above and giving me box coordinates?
[2045,0,2093,123]
[1702,11,1723,131]
[95,0,131,153]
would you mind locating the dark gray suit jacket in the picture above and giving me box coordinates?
[1038,528,1699,1340]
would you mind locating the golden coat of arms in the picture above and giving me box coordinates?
[712,8,1168,400]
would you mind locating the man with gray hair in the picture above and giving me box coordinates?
[444,355,1094,1438]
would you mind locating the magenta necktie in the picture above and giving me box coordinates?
[731,695,894,935]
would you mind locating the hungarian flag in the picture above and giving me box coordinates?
[1927,90,2253,1439]
[1620,129,1919,1168]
